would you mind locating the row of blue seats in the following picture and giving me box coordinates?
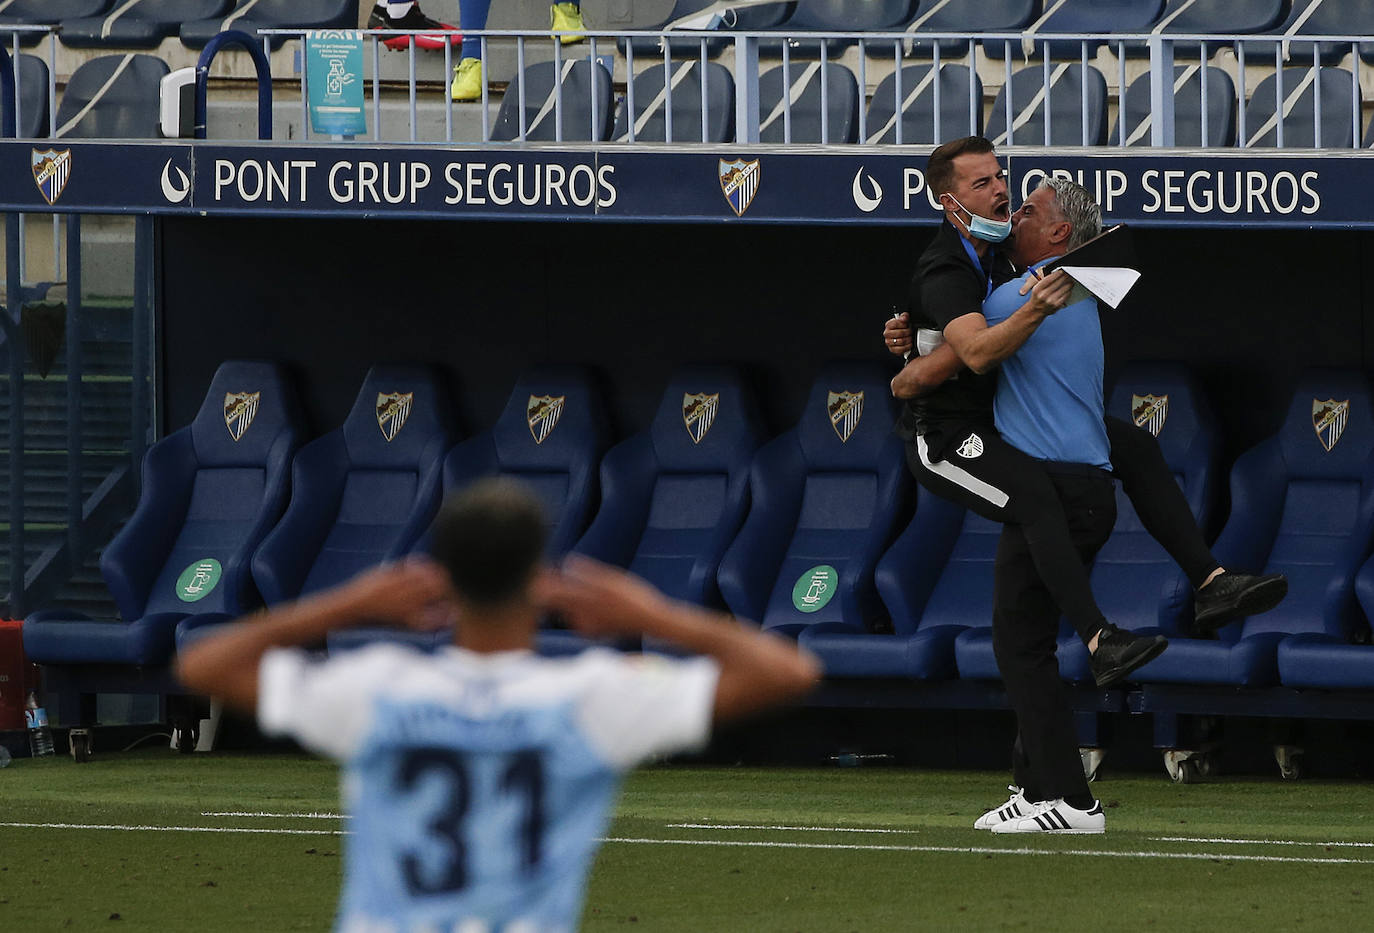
[21,359,1374,706]
[0,0,355,50]
[3,1,1371,62]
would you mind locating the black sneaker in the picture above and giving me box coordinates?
[367,2,461,50]
[1192,571,1288,634]
[1090,623,1167,688]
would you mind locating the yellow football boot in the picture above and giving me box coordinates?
[450,57,483,101]
[550,2,585,43]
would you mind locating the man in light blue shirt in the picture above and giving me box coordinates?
[976,178,1161,835]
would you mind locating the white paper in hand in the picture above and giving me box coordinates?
[1057,265,1140,309]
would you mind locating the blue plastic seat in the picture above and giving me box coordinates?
[1132,370,1374,689]
[491,59,613,142]
[863,63,981,144]
[180,0,357,49]
[54,53,168,139]
[617,0,794,58]
[1116,0,1285,58]
[1241,67,1360,148]
[1239,0,1374,68]
[1277,552,1374,690]
[253,365,455,626]
[613,61,734,143]
[758,62,858,144]
[1111,65,1237,147]
[985,63,1108,146]
[717,362,910,639]
[63,1,231,49]
[573,364,765,609]
[759,0,913,58]
[9,53,50,138]
[0,0,108,43]
[902,0,1036,58]
[982,0,1163,60]
[23,361,303,668]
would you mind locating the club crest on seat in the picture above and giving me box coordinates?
[1131,393,1168,437]
[377,391,414,442]
[223,391,261,441]
[828,390,864,443]
[1313,398,1349,452]
[683,392,719,444]
[527,395,566,444]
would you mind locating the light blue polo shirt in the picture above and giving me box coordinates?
[982,260,1111,470]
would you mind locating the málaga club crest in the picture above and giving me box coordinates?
[683,392,719,444]
[376,391,414,442]
[32,148,72,205]
[1131,394,1169,437]
[527,395,566,445]
[719,158,760,217]
[223,391,261,442]
[828,390,864,443]
[1313,398,1349,452]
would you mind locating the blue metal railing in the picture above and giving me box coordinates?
[196,29,273,140]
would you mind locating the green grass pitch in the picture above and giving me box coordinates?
[0,749,1371,931]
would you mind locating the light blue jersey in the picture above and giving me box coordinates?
[981,260,1111,470]
[259,644,719,933]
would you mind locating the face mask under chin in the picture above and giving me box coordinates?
[947,196,1012,243]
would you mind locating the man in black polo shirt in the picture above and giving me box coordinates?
[883,137,1286,687]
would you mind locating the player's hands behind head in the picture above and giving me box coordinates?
[537,555,672,638]
[341,557,455,631]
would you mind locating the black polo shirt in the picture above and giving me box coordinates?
[902,219,1018,437]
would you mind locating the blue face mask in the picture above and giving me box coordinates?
[946,195,1012,243]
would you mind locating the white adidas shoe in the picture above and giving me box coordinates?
[990,797,1105,834]
[973,785,1031,830]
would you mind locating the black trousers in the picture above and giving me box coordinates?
[993,469,1116,804]
[906,414,1220,644]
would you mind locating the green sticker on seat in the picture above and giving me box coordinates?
[176,559,222,602]
[792,564,837,613]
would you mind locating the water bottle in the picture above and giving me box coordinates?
[25,690,55,758]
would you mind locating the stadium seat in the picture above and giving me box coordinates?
[252,365,455,623]
[982,0,1164,60]
[801,490,982,679]
[613,61,734,143]
[863,63,981,145]
[1111,65,1237,147]
[490,59,614,142]
[1276,551,1374,690]
[10,53,50,138]
[985,63,1108,146]
[759,0,914,59]
[901,0,1036,59]
[1239,0,1374,68]
[614,0,794,58]
[573,364,765,609]
[63,0,232,49]
[1241,67,1360,148]
[1131,370,1374,689]
[0,0,109,43]
[332,366,611,653]
[717,361,909,639]
[1117,0,1286,58]
[180,0,358,49]
[24,361,303,668]
[758,61,858,144]
[53,53,168,139]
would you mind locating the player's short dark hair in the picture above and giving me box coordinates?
[926,136,997,197]
[430,478,547,607]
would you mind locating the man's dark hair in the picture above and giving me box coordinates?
[430,478,547,607]
[926,136,997,197]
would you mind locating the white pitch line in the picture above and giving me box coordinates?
[668,823,917,834]
[0,821,350,837]
[603,837,1374,865]
[202,811,348,820]
[1152,835,1374,848]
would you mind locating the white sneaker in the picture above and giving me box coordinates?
[990,797,1105,834]
[973,785,1031,830]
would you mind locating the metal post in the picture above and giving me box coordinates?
[373,36,381,142]
[820,40,829,144]
[65,215,82,558]
[130,218,151,497]
[5,212,23,616]
[1147,34,1176,147]
[734,34,759,144]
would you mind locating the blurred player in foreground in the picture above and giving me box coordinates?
[178,478,820,933]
